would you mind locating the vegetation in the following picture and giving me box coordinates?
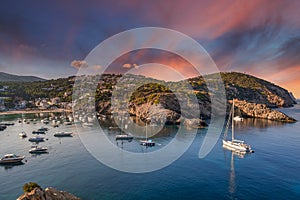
[23,182,41,193]
[0,72,294,110]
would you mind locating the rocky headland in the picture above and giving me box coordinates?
[92,72,297,124]
[17,187,81,200]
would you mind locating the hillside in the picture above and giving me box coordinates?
[0,72,296,122]
[0,72,46,82]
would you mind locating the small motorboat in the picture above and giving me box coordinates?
[82,122,93,127]
[0,125,6,131]
[32,130,46,134]
[29,146,48,154]
[38,127,49,132]
[19,131,27,138]
[63,121,72,125]
[28,136,45,142]
[0,154,25,164]
[140,139,155,147]
[233,116,244,121]
[54,131,73,137]
[115,134,133,141]
[109,126,120,130]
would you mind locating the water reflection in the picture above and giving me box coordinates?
[0,162,25,170]
[234,118,286,130]
[223,146,252,199]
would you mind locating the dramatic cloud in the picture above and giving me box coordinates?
[122,63,132,68]
[122,63,140,69]
[1,0,300,96]
[70,60,88,69]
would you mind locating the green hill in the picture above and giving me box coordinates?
[0,72,46,82]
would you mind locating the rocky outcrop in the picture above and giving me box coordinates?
[94,72,297,123]
[128,102,180,124]
[233,100,296,122]
[183,118,208,129]
[220,72,297,107]
[17,187,81,200]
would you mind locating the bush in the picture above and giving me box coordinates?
[23,182,41,193]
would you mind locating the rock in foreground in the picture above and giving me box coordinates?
[17,187,81,200]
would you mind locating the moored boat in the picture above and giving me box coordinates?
[0,154,25,164]
[140,139,155,146]
[29,146,48,154]
[223,99,254,153]
[32,130,46,134]
[116,134,133,141]
[19,131,27,138]
[29,136,45,142]
[54,131,73,137]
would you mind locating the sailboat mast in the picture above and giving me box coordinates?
[232,99,234,141]
[146,121,147,140]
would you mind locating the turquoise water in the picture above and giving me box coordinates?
[0,105,300,200]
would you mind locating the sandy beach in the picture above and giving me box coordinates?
[0,109,72,116]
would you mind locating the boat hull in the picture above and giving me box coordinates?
[223,140,252,153]
[0,157,25,164]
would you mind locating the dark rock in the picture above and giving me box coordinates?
[233,100,297,122]
[17,187,81,200]
[183,118,208,129]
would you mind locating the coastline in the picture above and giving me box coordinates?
[0,109,72,116]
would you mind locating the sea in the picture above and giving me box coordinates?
[0,103,300,200]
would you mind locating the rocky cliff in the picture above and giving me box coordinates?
[93,72,296,123]
[233,100,296,122]
[17,187,81,200]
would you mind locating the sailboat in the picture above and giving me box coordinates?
[115,117,133,141]
[19,113,27,138]
[140,119,155,147]
[223,99,254,153]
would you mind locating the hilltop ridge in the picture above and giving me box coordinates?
[0,72,46,82]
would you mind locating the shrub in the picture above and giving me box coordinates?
[23,182,41,193]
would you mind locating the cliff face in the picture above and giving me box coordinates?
[93,72,296,122]
[17,187,81,200]
[220,72,296,107]
[233,100,296,122]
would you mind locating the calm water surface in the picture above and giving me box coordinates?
[0,105,300,200]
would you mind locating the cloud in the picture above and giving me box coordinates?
[122,63,132,68]
[133,64,139,69]
[122,63,140,69]
[70,60,88,69]
[93,65,102,70]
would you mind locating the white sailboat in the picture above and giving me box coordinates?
[19,113,27,138]
[140,119,155,147]
[223,99,254,153]
[115,116,133,141]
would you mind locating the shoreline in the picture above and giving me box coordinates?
[0,109,72,116]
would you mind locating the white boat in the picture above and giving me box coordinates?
[54,131,73,137]
[0,154,25,164]
[116,134,133,141]
[82,122,93,127]
[233,116,244,121]
[28,136,45,142]
[19,113,27,138]
[29,146,48,154]
[140,119,155,147]
[63,121,72,125]
[140,139,155,146]
[19,131,27,138]
[223,99,254,153]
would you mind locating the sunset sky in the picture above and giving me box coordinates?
[0,0,299,97]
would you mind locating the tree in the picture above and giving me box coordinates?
[23,182,41,193]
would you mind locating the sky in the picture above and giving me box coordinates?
[0,0,299,97]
